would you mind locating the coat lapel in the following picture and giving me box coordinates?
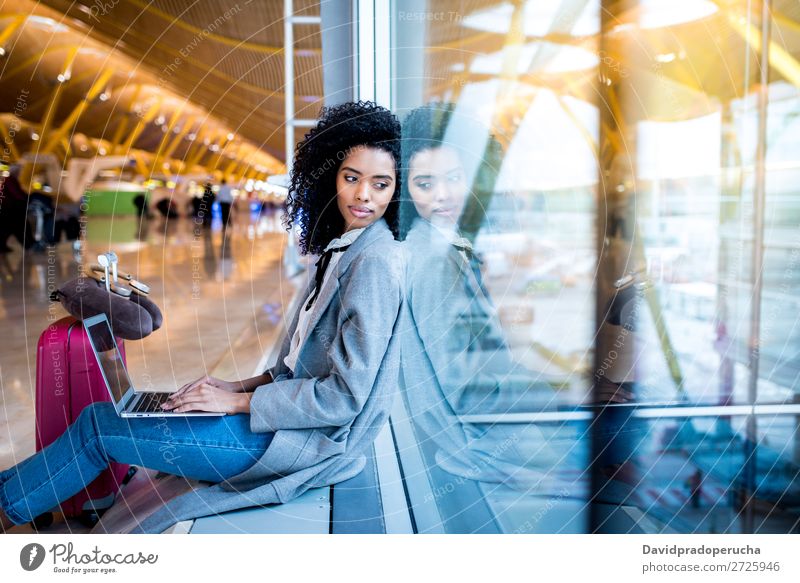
[297,218,392,358]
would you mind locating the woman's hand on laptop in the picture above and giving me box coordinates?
[161,380,252,414]
[161,372,273,413]
[170,373,272,401]
[170,375,239,400]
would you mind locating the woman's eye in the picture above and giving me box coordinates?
[345,175,357,183]
[374,182,389,190]
[415,181,432,190]
[448,174,463,183]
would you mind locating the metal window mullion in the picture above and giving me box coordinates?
[374,0,391,107]
[285,0,295,168]
[356,0,376,101]
[285,3,322,168]
[353,0,391,105]
[743,0,773,535]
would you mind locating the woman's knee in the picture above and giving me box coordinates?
[76,402,116,436]
[75,402,126,465]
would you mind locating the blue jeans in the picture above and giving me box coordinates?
[0,402,273,525]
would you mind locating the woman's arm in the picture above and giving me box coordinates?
[236,372,273,392]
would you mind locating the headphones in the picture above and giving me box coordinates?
[87,252,151,297]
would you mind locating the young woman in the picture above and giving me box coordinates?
[0,101,405,534]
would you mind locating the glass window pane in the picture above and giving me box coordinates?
[390,0,800,534]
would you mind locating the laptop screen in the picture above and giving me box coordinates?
[85,316,133,406]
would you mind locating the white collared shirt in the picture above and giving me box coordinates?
[283,226,367,373]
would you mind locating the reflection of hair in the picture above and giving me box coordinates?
[284,101,402,255]
[399,102,503,241]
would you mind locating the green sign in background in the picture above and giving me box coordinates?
[83,189,147,216]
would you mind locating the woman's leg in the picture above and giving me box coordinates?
[0,402,272,527]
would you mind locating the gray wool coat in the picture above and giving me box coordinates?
[131,218,404,533]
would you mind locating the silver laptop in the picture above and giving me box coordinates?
[83,313,224,418]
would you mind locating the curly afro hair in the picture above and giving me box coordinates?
[399,103,503,241]
[283,101,401,255]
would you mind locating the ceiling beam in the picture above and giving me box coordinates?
[182,129,218,172]
[119,96,163,156]
[37,47,79,154]
[148,107,184,176]
[723,5,800,88]
[0,14,25,47]
[42,67,115,154]
[1,44,80,80]
[160,115,197,162]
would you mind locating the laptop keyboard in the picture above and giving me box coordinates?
[130,392,172,413]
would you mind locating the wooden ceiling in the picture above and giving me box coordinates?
[2,0,799,182]
[0,0,325,179]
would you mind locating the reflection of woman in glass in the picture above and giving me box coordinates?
[0,101,404,534]
[399,104,557,489]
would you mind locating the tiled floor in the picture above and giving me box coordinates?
[0,210,302,532]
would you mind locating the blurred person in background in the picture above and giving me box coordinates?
[217,179,234,230]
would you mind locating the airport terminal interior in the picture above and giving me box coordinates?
[0,0,799,534]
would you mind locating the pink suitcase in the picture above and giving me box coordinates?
[33,316,136,528]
